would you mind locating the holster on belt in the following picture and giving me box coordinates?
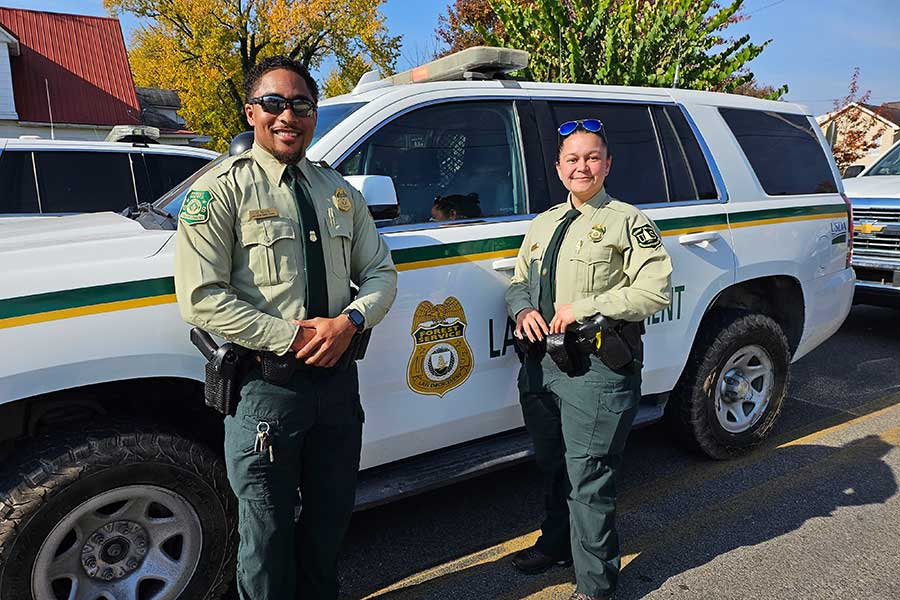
[255,328,373,385]
[190,328,249,416]
[546,314,644,374]
[513,332,546,362]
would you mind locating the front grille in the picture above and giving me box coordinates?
[853,207,900,261]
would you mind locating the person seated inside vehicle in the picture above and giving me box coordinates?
[431,193,483,222]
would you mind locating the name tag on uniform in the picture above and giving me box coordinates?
[249,208,279,221]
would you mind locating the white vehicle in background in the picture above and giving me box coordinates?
[0,128,216,217]
[0,48,854,599]
[843,139,900,306]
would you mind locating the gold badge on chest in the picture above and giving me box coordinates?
[589,224,606,242]
[333,187,352,212]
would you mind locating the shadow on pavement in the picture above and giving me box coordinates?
[352,432,897,599]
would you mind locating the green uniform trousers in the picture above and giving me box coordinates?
[224,363,364,600]
[518,353,640,597]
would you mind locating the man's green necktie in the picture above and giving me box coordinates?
[287,166,328,319]
[538,208,582,323]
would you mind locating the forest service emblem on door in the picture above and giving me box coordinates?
[407,297,474,397]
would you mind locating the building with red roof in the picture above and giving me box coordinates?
[0,7,200,144]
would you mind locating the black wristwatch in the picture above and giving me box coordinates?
[343,308,365,332]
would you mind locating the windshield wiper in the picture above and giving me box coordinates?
[123,202,174,220]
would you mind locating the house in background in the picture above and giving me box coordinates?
[817,101,900,171]
[0,7,203,146]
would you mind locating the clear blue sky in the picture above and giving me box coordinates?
[4,0,898,115]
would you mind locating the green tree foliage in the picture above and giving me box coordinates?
[479,0,786,97]
[105,0,400,150]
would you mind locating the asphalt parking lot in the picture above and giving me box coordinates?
[336,304,900,600]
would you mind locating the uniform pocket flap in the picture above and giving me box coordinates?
[241,218,296,248]
[572,244,613,264]
[325,209,353,240]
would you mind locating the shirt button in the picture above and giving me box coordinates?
[542,269,548,276]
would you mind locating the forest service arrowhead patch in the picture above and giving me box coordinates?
[180,190,213,225]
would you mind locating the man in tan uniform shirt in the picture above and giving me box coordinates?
[506,120,671,600]
[175,56,396,600]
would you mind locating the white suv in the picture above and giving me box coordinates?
[0,48,854,599]
[0,137,217,216]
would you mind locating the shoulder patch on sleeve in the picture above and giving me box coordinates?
[631,223,662,249]
[180,190,213,225]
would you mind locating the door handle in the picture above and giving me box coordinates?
[678,231,721,245]
[492,258,517,271]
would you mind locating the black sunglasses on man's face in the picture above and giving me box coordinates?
[250,95,317,118]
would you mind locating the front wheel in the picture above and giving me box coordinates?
[0,423,236,600]
[669,312,791,459]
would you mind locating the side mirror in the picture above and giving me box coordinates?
[343,175,400,220]
[842,165,865,178]
[229,131,254,156]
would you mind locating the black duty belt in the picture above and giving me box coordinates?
[516,315,644,375]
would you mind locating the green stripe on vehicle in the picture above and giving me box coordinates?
[390,235,524,264]
[0,203,848,322]
[727,204,846,224]
[0,277,175,320]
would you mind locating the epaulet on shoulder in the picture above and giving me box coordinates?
[547,202,568,214]
[606,199,639,215]
[213,152,253,179]
[314,159,331,169]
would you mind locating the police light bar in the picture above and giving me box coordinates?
[385,46,529,85]
[105,125,160,143]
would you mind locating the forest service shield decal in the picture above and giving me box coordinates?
[407,297,474,397]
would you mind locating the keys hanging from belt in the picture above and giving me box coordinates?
[254,421,275,463]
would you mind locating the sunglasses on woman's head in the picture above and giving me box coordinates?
[250,95,317,118]
[558,119,605,137]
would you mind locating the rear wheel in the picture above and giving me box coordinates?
[0,423,236,600]
[669,312,791,459]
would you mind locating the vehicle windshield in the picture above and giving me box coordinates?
[153,154,228,216]
[308,102,365,150]
[153,102,366,217]
[864,142,900,176]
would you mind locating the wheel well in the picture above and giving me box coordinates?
[705,276,804,355]
[0,378,223,458]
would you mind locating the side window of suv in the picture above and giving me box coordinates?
[338,101,527,225]
[652,106,719,202]
[719,108,838,195]
[549,101,668,205]
[33,151,137,213]
[141,153,214,201]
[0,150,40,214]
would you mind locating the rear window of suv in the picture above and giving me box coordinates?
[719,108,838,195]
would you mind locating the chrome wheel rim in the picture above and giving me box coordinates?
[714,344,775,434]
[32,485,202,600]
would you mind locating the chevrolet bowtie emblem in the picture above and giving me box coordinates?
[855,222,884,235]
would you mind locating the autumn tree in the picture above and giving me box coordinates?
[105,0,400,150]
[824,68,884,171]
[473,0,784,98]
[436,0,524,56]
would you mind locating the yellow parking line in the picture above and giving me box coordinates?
[362,532,540,598]
[778,400,900,448]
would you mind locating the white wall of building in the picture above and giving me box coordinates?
[0,41,18,120]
